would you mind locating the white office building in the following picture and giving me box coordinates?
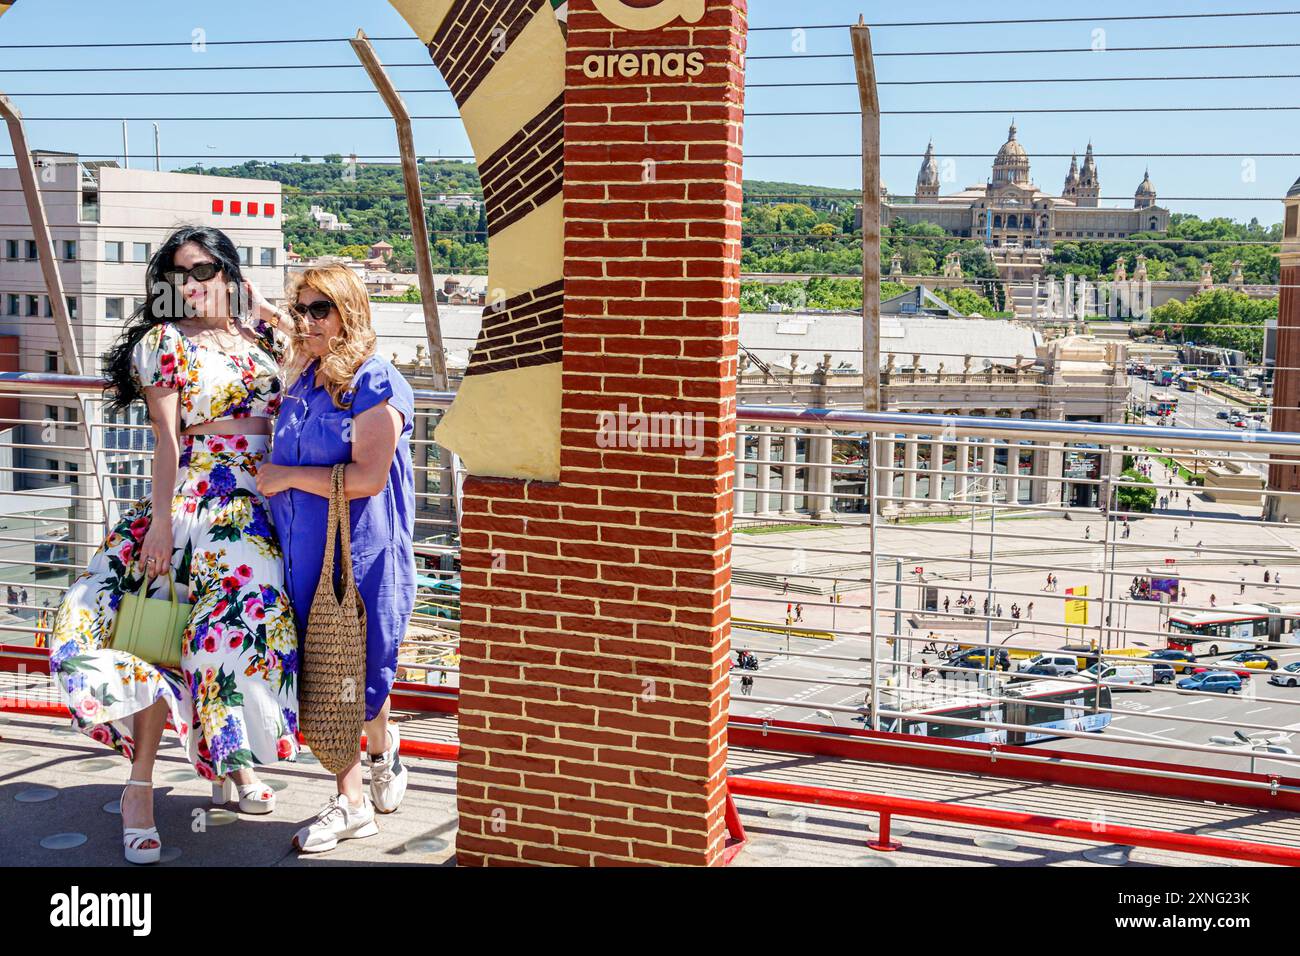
[0,151,286,565]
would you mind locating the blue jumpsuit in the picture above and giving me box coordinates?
[270,356,416,721]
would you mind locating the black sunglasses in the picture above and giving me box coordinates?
[165,261,222,283]
[290,299,335,321]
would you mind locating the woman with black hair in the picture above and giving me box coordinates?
[48,225,300,864]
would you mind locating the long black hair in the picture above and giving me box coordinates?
[103,225,246,414]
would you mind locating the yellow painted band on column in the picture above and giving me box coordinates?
[485,195,564,304]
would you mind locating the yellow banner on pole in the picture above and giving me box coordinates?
[1064,585,1088,625]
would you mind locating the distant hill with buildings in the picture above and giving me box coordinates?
[182,158,1280,287]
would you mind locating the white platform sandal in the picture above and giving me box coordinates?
[212,775,276,814]
[121,779,161,865]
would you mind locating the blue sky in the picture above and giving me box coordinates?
[0,0,1296,224]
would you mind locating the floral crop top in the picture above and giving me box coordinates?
[130,318,289,429]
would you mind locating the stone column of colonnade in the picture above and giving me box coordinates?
[780,431,798,517]
[902,436,919,509]
[980,437,997,503]
[929,437,945,504]
[733,429,746,516]
[755,430,772,515]
[809,429,834,519]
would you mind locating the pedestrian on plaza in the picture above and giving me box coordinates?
[1085,525,1091,540]
[943,596,950,614]
[1277,572,1282,587]
[1044,574,1051,591]
[1210,594,1217,608]
[1174,527,1179,541]
[1265,570,1271,584]
[782,578,789,595]
[3,585,13,611]
[1027,602,1034,619]
[795,604,804,623]
[983,597,990,615]
[996,604,1003,617]
[1240,581,1246,595]
[1180,586,1188,603]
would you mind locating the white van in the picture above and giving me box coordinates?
[1080,662,1154,687]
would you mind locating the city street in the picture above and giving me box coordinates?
[1132,377,1269,475]
[730,437,1300,778]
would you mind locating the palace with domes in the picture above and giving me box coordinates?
[875,122,1170,248]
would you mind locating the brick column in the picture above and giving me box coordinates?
[454,0,747,867]
[1267,186,1300,519]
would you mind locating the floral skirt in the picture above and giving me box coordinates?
[49,434,299,779]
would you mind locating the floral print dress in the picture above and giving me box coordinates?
[50,318,300,780]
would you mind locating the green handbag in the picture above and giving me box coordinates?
[108,567,189,670]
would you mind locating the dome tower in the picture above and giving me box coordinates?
[991,121,1031,187]
[1134,168,1157,209]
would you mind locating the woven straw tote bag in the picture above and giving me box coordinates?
[299,463,367,774]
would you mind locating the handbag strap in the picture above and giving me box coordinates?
[333,463,358,598]
[125,560,178,602]
[320,463,341,584]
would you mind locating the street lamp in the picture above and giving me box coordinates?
[1209,730,1295,775]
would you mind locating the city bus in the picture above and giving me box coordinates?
[1167,602,1300,657]
[874,681,1112,745]
[1153,368,1175,387]
[1176,375,1198,392]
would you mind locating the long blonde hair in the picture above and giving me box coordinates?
[286,264,377,409]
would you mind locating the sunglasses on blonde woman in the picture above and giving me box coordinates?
[290,300,335,322]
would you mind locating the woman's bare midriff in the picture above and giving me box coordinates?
[181,417,273,437]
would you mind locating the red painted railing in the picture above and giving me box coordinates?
[7,642,1299,860]
[726,775,1300,866]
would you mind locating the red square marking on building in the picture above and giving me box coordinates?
[211,199,224,214]
[230,201,242,215]
[264,204,275,218]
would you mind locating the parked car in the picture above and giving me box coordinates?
[1193,652,1276,678]
[1269,662,1300,688]
[1151,662,1175,684]
[949,647,1011,672]
[1079,662,1154,687]
[1015,652,1079,676]
[1177,671,1243,694]
[1225,651,1277,671]
[1145,648,1196,673]
[1216,410,1231,420]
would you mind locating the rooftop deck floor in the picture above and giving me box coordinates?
[2,692,1286,866]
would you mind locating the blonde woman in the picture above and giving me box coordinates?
[255,264,416,852]
[49,226,299,864]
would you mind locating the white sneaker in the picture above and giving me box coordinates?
[366,723,409,814]
[292,793,378,853]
